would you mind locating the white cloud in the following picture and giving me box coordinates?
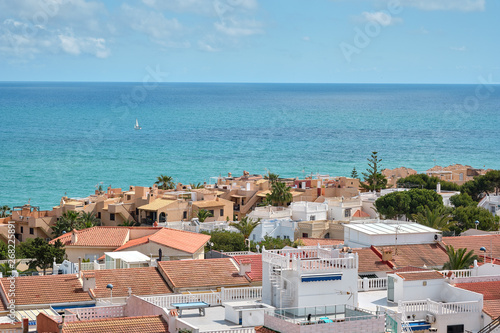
[142,0,258,16]
[450,46,467,52]
[302,36,310,41]
[214,18,264,36]
[395,0,485,12]
[360,11,403,26]
[58,34,110,58]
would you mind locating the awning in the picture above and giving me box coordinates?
[138,199,176,211]
[301,273,342,282]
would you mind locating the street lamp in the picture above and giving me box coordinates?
[480,247,487,265]
[475,220,480,230]
[106,284,113,304]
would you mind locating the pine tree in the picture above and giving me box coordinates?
[350,167,359,179]
[361,152,387,192]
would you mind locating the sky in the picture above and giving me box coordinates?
[0,0,498,83]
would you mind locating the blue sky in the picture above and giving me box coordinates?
[0,0,498,83]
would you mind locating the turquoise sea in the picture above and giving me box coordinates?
[1,82,499,210]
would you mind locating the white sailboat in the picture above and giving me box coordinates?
[134,118,142,130]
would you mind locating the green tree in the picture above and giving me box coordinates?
[443,245,478,270]
[461,175,495,201]
[52,210,80,237]
[450,193,476,208]
[412,207,452,231]
[0,261,21,276]
[231,217,261,239]
[258,235,301,250]
[0,242,8,260]
[119,219,140,227]
[78,212,101,229]
[197,209,213,222]
[484,170,500,195]
[155,174,175,190]
[448,206,499,234]
[189,183,204,189]
[396,174,460,191]
[0,205,11,218]
[350,167,359,179]
[361,152,387,192]
[18,238,66,274]
[267,181,293,206]
[204,230,246,252]
[375,189,443,219]
[264,172,280,184]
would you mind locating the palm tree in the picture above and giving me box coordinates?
[119,219,140,227]
[267,181,293,206]
[197,209,213,222]
[230,217,261,239]
[412,207,452,231]
[443,245,478,270]
[189,183,204,189]
[78,212,101,229]
[264,172,280,184]
[0,205,11,218]
[0,261,20,276]
[155,174,175,190]
[52,210,80,237]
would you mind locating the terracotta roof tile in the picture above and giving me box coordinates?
[352,248,393,274]
[456,280,500,318]
[88,267,172,298]
[375,244,448,269]
[0,275,91,305]
[443,235,500,259]
[62,315,169,333]
[158,258,250,289]
[51,227,130,247]
[396,271,444,281]
[390,266,432,274]
[233,255,263,282]
[112,228,210,254]
[484,300,500,319]
[255,326,280,333]
[353,210,370,217]
[298,238,344,247]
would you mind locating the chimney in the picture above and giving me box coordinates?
[22,318,28,333]
[238,260,252,276]
[228,172,232,178]
[382,249,393,261]
[82,272,96,291]
[71,230,78,244]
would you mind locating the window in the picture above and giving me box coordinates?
[220,209,224,217]
[459,173,464,181]
[324,233,330,239]
[183,211,188,219]
[127,195,131,200]
[284,235,290,240]
[97,212,101,219]
[302,233,308,238]
[110,213,115,221]
[209,210,214,217]
[310,215,316,221]
[20,226,24,233]
[344,208,351,218]
[447,325,464,333]
[29,228,34,235]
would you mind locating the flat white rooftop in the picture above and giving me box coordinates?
[345,222,439,235]
[177,306,243,331]
[105,251,150,262]
[357,290,398,312]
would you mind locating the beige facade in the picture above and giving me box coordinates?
[382,167,418,188]
[295,220,344,239]
[123,242,205,260]
[426,164,491,185]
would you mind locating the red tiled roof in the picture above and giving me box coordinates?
[233,254,263,282]
[88,267,172,298]
[396,271,444,281]
[112,228,210,254]
[0,275,91,305]
[352,248,393,273]
[158,258,250,289]
[51,227,130,247]
[62,315,169,333]
[443,235,500,259]
[353,210,370,217]
[255,326,280,333]
[389,266,433,274]
[375,243,449,269]
[298,238,344,247]
[456,280,500,318]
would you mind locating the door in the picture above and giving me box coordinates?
[387,276,395,302]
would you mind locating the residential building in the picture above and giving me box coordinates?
[50,226,210,262]
[426,163,491,185]
[478,195,500,216]
[249,219,297,242]
[382,167,417,188]
[442,234,500,259]
[290,201,328,221]
[295,220,344,239]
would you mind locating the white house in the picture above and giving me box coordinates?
[478,195,500,216]
[247,206,292,220]
[324,197,364,221]
[343,220,441,248]
[249,219,298,242]
[290,201,328,221]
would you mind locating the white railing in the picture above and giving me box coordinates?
[79,262,94,271]
[358,277,388,291]
[142,287,263,308]
[202,329,255,333]
[399,299,482,316]
[439,269,472,278]
[222,251,258,257]
[300,257,357,271]
[66,305,125,321]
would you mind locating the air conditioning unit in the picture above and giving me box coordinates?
[426,313,436,323]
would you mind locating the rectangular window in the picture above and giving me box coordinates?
[344,208,351,218]
[284,235,290,240]
[20,226,24,233]
[209,210,214,217]
[310,215,316,221]
[97,212,101,219]
[110,213,115,221]
[302,233,308,238]
[29,228,34,235]
[183,211,188,219]
[220,209,224,216]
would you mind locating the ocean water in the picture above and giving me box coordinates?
[1,82,499,210]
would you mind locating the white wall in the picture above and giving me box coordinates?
[250,220,297,242]
[290,202,328,221]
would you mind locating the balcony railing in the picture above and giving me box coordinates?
[398,299,482,315]
[358,277,388,291]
